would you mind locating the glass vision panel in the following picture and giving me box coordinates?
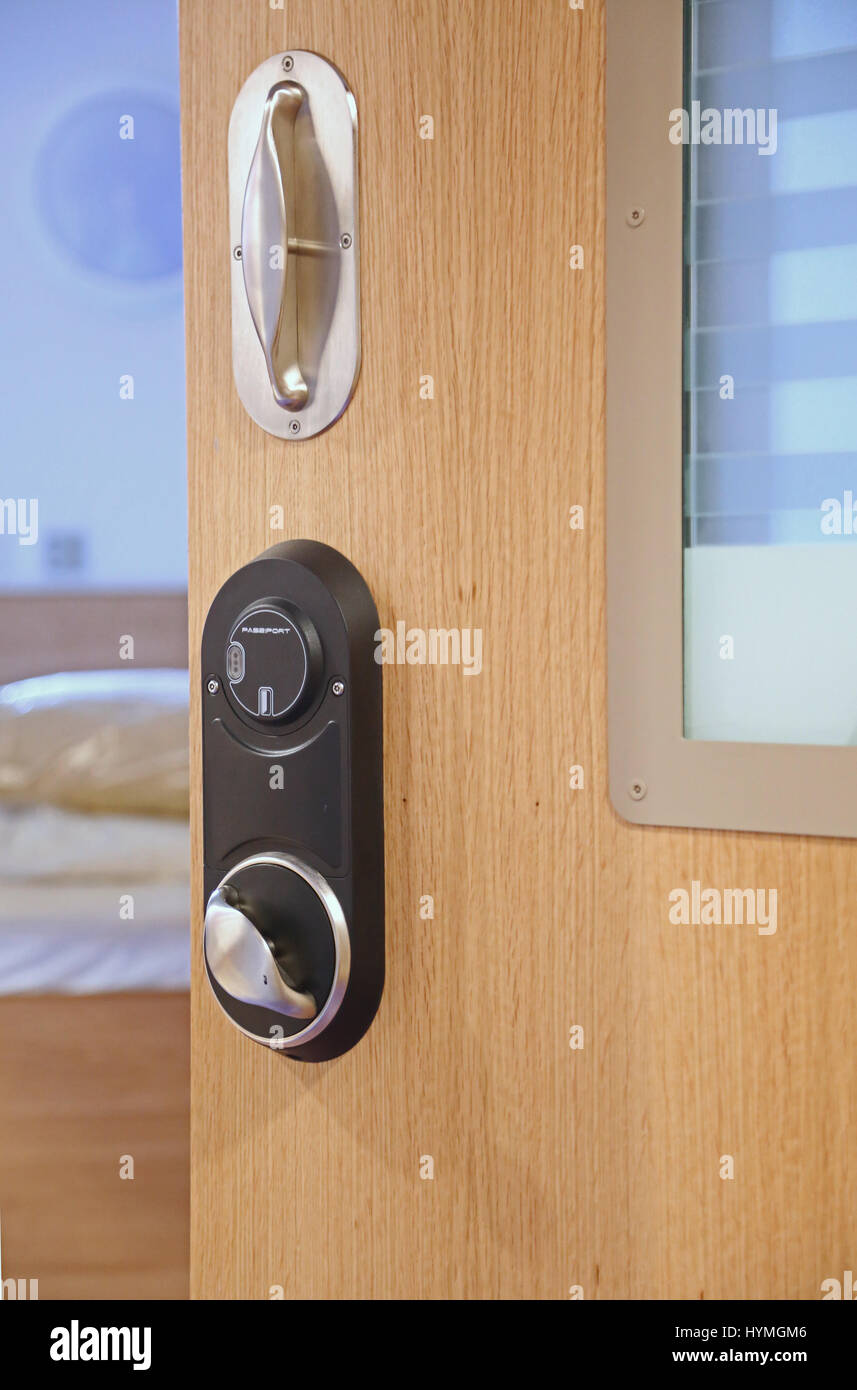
[683,0,857,745]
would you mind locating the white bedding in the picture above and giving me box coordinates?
[0,669,189,818]
[0,880,189,994]
[0,806,189,995]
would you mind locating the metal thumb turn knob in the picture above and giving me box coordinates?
[203,885,317,1019]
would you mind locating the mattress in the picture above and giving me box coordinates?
[0,805,189,994]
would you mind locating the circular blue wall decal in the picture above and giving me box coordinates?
[36,93,182,281]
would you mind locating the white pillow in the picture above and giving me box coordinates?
[0,803,190,880]
[0,669,189,817]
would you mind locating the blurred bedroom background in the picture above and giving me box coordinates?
[0,0,188,1298]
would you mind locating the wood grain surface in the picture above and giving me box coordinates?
[182,0,857,1299]
[0,993,188,1300]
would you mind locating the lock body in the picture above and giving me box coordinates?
[201,540,383,1061]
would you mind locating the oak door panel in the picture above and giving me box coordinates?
[182,0,856,1299]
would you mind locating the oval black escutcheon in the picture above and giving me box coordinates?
[201,540,384,1062]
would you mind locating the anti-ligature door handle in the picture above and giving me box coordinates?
[204,884,317,1019]
[230,52,360,441]
[241,81,310,411]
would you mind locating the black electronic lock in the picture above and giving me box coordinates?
[201,540,383,1061]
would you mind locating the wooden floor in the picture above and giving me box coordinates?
[0,992,189,1300]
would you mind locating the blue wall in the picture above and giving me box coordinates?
[0,0,186,590]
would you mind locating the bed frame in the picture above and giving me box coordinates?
[0,591,188,683]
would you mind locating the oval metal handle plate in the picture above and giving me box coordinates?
[229,52,360,441]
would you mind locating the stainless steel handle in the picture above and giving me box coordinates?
[241,81,312,410]
[229,52,360,441]
[203,885,317,1020]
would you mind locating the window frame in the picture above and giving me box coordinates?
[606,0,857,837]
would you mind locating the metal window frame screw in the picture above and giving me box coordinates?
[331,680,345,696]
[628,778,647,801]
[233,245,242,260]
[339,232,352,250]
[289,419,301,434]
[625,206,646,228]
[207,678,220,695]
[282,55,294,71]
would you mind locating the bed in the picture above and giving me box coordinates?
[0,592,190,1300]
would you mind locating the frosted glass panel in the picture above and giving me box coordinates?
[683,0,857,744]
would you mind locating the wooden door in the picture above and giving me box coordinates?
[181,0,857,1299]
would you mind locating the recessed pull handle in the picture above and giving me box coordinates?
[230,52,360,441]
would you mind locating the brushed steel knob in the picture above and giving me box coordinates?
[203,884,316,1019]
